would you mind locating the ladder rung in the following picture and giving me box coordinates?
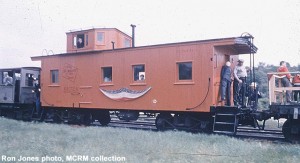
[215,122,235,125]
[215,113,236,116]
[31,117,41,121]
[213,130,235,134]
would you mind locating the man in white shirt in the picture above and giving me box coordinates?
[233,59,247,106]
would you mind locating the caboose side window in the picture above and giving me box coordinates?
[102,67,112,82]
[178,62,192,80]
[76,34,85,48]
[85,34,88,46]
[73,36,77,47]
[97,32,104,44]
[133,65,145,81]
[124,38,131,48]
[50,70,59,84]
[0,71,3,85]
[1,71,13,86]
[25,73,34,86]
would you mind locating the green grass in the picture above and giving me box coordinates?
[0,117,299,163]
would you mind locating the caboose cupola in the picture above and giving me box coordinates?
[66,28,132,53]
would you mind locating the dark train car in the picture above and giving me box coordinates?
[0,67,40,119]
[31,27,256,130]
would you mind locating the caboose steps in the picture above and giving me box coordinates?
[212,106,239,135]
[213,130,237,135]
[31,112,44,121]
[214,122,235,125]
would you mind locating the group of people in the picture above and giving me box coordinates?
[220,59,248,106]
[220,60,300,106]
[277,61,300,102]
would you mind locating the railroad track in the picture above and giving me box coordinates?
[236,127,286,143]
[45,114,287,143]
[108,118,157,130]
[106,118,288,143]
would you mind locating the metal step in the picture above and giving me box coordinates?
[31,117,41,121]
[215,122,235,125]
[213,130,236,135]
[213,110,238,134]
[215,113,236,116]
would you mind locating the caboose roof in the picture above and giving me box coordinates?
[66,27,132,38]
[0,67,41,71]
[31,36,257,61]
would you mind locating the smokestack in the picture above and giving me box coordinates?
[130,24,136,47]
[111,41,115,50]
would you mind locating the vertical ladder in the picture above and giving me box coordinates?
[213,106,239,135]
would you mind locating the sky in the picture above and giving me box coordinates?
[0,0,299,68]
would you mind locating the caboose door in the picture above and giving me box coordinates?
[213,52,229,104]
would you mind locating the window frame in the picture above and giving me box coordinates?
[176,61,193,82]
[124,38,131,48]
[101,66,113,83]
[73,36,77,47]
[132,64,146,82]
[0,71,4,85]
[50,70,59,84]
[85,34,89,46]
[76,34,85,49]
[1,71,14,86]
[96,32,105,45]
[25,73,34,87]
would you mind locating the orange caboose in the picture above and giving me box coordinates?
[32,27,257,130]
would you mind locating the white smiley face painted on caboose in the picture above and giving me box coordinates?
[99,87,152,101]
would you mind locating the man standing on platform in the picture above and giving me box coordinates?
[277,61,292,102]
[220,61,232,106]
[233,59,247,106]
[292,73,300,102]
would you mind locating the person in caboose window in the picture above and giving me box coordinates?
[3,72,13,86]
[77,37,84,48]
[277,61,292,102]
[233,59,247,105]
[292,73,300,101]
[220,61,232,106]
[28,74,34,86]
[139,74,145,81]
[139,72,145,81]
[104,76,112,82]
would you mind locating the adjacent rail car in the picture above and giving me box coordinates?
[0,67,40,119]
[267,72,300,141]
